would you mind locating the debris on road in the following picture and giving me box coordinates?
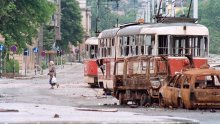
[76,108,118,112]
[129,104,139,108]
[53,113,60,118]
[0,108,19,112]
[210,109,216,113]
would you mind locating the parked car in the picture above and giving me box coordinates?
[159,68,220,109]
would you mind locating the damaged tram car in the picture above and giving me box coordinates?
[109,20,210,106]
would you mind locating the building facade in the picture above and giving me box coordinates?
[77,0,91,61]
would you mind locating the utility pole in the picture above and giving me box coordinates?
[193,0,198,22]
[95,0,100,36]
[116,0,119,27]
[171,0,176,17]
[151,0,155,23]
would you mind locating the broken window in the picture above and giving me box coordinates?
[195,75,220,89]
[158,35,168,55]
[90,45,95,59]
[135,35,139,55]
[169,36,208,57]
[139,35,145,55]
[183,77,190,89]
[144,35,154,55]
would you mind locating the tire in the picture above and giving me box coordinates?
[146,95,152,105]
[140,94,147,106]
[178,98,184,109]
[159,95,165,108]
[119,93,126,105]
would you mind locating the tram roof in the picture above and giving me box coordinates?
[85,37,98,45]
[98,28,120,38]
[99,23,208,37]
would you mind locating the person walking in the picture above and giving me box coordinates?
[48,61,59,89]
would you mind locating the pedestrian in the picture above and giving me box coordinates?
[48,61,59,89]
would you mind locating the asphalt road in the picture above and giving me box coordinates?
[0,63,219,124]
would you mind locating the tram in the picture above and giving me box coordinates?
[97,18,209,91]
[84,37,99,87]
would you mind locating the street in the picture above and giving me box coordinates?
[0,63,219,124]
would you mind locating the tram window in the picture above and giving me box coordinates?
[90,45,95,59]
[145,35,151,46]
[158,35,168,55]
[101,48,103,57]
[123,37,126,45]
[145,35,153,55]
[95,45,98,58]
[99,39,103,47]
[112,46,115,57]
[204,37,208,55]
[125,46,129,56]
[200,37,205,57]
[136,46,139,55]
[127,37,130,45]
[121,47,123,56]
[102,48,106,57]
[107,39,109,47]
[135,35,139,45]
[141,46,144,55]
[107,47,111,56]
[132,46,136,55]
[112,38,114,46]
[140,35,144,45]
[185,38,190,55]
[98,48,100,58]
[120,37,122,45]
[169,36,208,57]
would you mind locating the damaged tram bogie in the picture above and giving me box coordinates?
[113,55,168,106]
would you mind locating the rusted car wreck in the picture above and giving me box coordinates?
[159,68,220,109]
[113,55,167,106]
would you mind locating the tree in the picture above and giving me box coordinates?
[0,0,55,51]
[59,0,84,49]
[43,26,55,50]
[87,0,137,36]
[199,0,220,54]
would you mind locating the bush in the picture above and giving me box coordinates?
[41,61,48,69]
[5,59,19,73]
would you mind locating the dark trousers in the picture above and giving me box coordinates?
[49,78,56,86]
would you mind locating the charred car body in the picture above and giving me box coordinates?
[159,68,220,109]
[113,55,167,106]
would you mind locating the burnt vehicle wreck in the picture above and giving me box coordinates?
[159,68,220,109]
[113,55,167,106]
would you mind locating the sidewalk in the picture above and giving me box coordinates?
[15,62,80,80]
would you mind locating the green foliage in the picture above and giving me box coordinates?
[5,59,19,73]
[43,26,55,50]
[0,0,56,51]
[87,0,137,36]
[199,0,220,54]
[41,61,48,69]
[60,0,84,48]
